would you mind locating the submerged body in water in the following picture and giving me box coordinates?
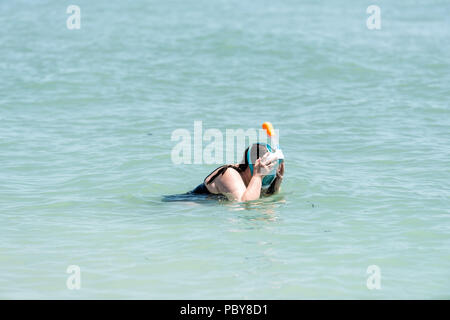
[163,143,285,202]
[162,182,227,202]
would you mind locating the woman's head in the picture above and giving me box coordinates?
[242,143,270,166]
[242,143,278,187]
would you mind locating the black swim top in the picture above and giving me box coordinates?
[203,164,244,185]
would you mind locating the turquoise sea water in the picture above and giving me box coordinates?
[1,0,449,299]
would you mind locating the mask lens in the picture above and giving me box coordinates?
[262,174,275,187]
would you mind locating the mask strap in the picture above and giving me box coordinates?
[247,148,253,176]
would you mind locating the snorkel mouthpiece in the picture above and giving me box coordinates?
[246,123,284,188]
[262,122,275,138]
[262,121,284,161]
[262,122,284,187]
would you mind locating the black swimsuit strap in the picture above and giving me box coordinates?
[204,164,247,185]
[204,147,249,186]
[204,165,232,185]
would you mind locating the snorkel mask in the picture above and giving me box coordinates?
[247,143,281,188]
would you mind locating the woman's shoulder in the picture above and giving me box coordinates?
[220,166,241,179]
[204,164,241,185]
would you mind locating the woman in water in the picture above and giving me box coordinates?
[187,143,284,202]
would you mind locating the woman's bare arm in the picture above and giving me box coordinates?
[215,168,262,201]
[215,159,274,202]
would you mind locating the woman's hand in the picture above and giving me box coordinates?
[277,161,285,178]
[253,158,276,177]
[263,161,284,196]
